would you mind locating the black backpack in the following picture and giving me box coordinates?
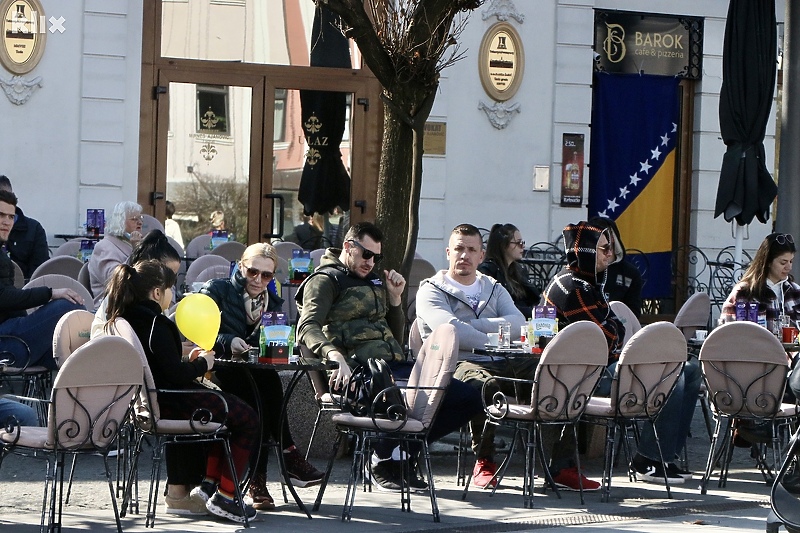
[341,358,405,420]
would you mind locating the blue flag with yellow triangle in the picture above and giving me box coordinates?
[588,73,680,299]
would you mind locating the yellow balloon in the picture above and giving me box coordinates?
[175,293,220,351]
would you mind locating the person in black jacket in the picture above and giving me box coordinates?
[0,190,83,369]
[201,242,323,510]
[0,176,49,279]
[478,223,539,318]
[104,260,258,523]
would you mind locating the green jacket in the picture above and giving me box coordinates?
[295,248,405,367]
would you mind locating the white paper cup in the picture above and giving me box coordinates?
[694,329,707,341]
[486,333,499,346]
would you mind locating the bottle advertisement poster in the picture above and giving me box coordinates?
[560,133,584,207]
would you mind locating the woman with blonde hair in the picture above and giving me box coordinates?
[88,201,144,309]
[200,243,323,509]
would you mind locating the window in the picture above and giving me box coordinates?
[196,85,229,134]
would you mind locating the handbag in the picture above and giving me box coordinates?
[341,358,405,419]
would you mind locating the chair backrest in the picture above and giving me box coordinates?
[106,318,161,421]
[166,235,184,258]
[210,241,246,262]
[185,254,229,287]
[195,264,232,284]
[408,258,436,288]
[309,248,325,268]
[23,274,92,312]
[610,321,687,419]
[275,256,290,284]
[141,214,165,236]
[274,241,303,262]
[11,260,24,288]
[185,234,212,259]
[53,239,83,258]
[48,336,141,451]
[533,321,607,421]
[30,255,84,281]
[609,301,641,346]
[699,321,789,418]
[405,323,459,429]
[409,318,423,357]
[52,309,95,367]
[77,262,93,296]
[674,291,711,340]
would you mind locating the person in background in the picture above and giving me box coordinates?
[0,190,84,370]
[478,223,539,318]
[164,201,184,249]
[720,232,800,443]
[209,210,226,232]
[0,176,49,279]
[0,397,39,427]
[415,223,530,490]
[588,216,643,317]
[544,220,700,487]
[201,243,323,509]
[104,260,258,523]
[88,201,143,309]
[287,214,324,250]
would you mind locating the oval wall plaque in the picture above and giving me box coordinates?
[479,22,524,102]
[1,0,47,75]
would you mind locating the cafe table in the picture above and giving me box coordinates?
[214,355,337,519]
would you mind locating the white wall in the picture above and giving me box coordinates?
[1,0,143,246]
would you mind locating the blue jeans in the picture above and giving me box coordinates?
[0,299,84,370]
[636,357,702,462]
[0,398,38,426]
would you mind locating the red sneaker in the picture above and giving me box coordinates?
[552,467,600,491]
[472,458,498,489]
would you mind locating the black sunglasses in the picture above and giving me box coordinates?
[348,240,384,263]
[774,233,795,245]
[242,264,274,281]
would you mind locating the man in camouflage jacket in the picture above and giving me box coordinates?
[296,221,406,390]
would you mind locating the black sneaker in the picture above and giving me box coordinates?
[205,492,257,524]
[189,481,216,504]
[283,448,324,488]
[631,454,684,485]
[407,459,429,492]
[666,463,693,480]
[370,460,403,492]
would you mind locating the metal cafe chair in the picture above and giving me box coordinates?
[314,323,460,522]
[472,321,607,507]
[699,321,799,494]
[0,336,142,533]
[583,322,687,502]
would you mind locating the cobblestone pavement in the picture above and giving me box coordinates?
[1,408,786,532]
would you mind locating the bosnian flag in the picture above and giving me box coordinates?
[588,72,680,299]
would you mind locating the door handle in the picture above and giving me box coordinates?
[263,194,285,239]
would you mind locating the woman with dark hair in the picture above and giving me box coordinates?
[478,223,539,318]
[103,260,258,523]
[200,242,323,510]
[720,232,800,330]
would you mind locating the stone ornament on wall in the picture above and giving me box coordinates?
[0,74,42,105]
[478,100,520,130]
[481,0,525,24]
[0,0,48,105]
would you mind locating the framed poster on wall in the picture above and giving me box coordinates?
[560,133,584,207]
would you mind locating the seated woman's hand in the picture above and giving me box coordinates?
[327,351,352,391]
[230,337,250,355]
[198,350,215,371]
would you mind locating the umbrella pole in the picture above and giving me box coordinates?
[733,222,744,266]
